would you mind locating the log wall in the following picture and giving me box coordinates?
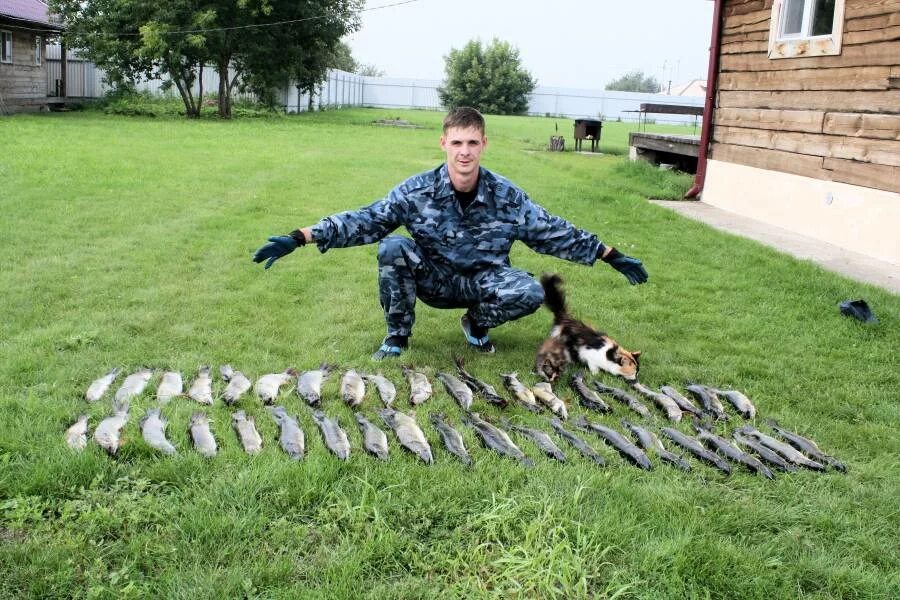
[711,0,900,194]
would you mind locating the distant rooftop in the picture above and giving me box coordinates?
[0,0,64,29]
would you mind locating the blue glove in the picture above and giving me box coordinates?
[252,230,305,269]
[601,247,648,285]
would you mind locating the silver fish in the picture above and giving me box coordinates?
[220,366,252,405]
[114,368,152,404]
[549,418,606,467]
[462,412,533,467]
[156,371,183,404]
[569,373,611,414]
[341,369,366,407]
[140,408,176,455]
[94,401,130,455]
[268,406,305,460]
[661,427,732,474]
[430,412,472,466]
[532,382,569,419]
[355,412,390,461]
[732,431,798,472]
[574,415,652,471]
[592,380,652,418]
[85,368,120,403]
[765,418,845,472]
[710,388,757,419]
[188,366,214,405]
[659,386,704,417]
[189,412,217,458]
[500,372,541,413]
[437,372,473,411]
[255,369,297,404]
[297,364,332,407]
[692,421,773,479]
[312,411,351,460]
[379,409,433,464]
[736,425,825,471]
[402,367,432,405]
[361,373,397,407]
[685,384,729,421]
[500,418,566,462]
[631,382,682,422]
[232,410,263,454]
[65,415,89,450]
[621,419,691,471]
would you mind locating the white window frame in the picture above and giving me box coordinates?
[35,35,42,66]
[1,30,12,64]
[768,0,845,60]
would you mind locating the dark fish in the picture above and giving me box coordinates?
[570,373,611,414]
[437,372,474,410]
[574,415,652,470]
[710,387,757,419]
[462,412,533,467]
[592,381,651,418]
[312,410,351,460]
[379,409,433,464]
[732,432,798,472]
[454,356,507,407]
[355,412,390,461]
[297,364,331,407]
[659,386,704,417]
[268,406,305,460]
[692,421,774,479]
[736,425,826,471]
[621,419,691,471]
[685,384,729,421]
[430,412,473,466]
[661,427,732,475]
[500,418,566,462]
[630,382,682,422]
[765,419,846,472]
[549,418,606,467]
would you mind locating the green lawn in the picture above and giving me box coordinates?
[0,108,897,599]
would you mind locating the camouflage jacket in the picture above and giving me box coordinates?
[311,164,603,273]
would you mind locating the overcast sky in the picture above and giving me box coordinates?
[346,0,715,89]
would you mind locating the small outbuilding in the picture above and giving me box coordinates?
[0,0,64,113]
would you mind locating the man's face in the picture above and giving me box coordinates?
[440,126,487,179]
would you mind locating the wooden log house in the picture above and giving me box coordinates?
[698,0,899,265]
[0,0,64,113]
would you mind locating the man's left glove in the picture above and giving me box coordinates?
[602,247,648,285]
[252,229,306,269]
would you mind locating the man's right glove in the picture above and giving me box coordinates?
[602,247,648,285]
[252,229,306,269]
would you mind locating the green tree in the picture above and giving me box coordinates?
[605,70,661,93]
[438,38,536,115]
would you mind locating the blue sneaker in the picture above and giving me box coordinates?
[372,336,407,360]
[460,314,495,353]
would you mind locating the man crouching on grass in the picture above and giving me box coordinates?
[253,107,647,359]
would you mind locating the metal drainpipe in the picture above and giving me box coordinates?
[685,0,725,199]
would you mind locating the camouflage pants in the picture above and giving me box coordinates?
[377,235,544,337]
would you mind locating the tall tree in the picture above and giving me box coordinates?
[605,70,661,93]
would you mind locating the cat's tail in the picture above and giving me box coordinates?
[540,273,568,323]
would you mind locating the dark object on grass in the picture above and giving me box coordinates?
[839,299,877,323]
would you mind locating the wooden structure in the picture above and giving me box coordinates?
[573,118,602,152]
[629,132,700,173]
[699,0,900,266]
[636,102,704,131]
[0,0,64,113]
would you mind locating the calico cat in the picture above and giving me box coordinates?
[535,273,641,382]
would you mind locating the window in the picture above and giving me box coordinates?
[768,0,845,59]
[1,31,11,64]
[35,35,42,66]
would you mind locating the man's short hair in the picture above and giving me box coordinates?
[443,107,485,134]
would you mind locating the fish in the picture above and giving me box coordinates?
[735,425,826,471]
[312,411,351,460]
[361,372,397,407]
[220,365,252,405]
[462,412,533,467]
[85,367,120,402]
[500,418,566,462]
[630,382,682,422]
[402,366,432,405]
[65,415,89,450]
[140,408,176,455]
[710,387,757,419]
[114,368,153,404]
[437,372,474,411]
[532,382,569,419]
[732,432,798,472]
[454,356,507,407]
[660,427,732,475]
[255,369,297,404]
[549,418,607,466]
[296,364,332,407]
[379,409,433,464]
[341,369,366,407]
[189,412,217,458]
[765,418,846,472]
[659,386,704,417]
[232,410,263,454]
[692,421,773,479]
[156,371,183,404]
[621,419,691,471]
[268,406,305,460]
[355,412,390,461]
[684,384,729,421]
[188,366,214,405]
[430,412,473,466]
[591,381,651,418]
[94,401,130,455]
[574,415,652,470]
[500,372,542,413]
[569,372,611,414]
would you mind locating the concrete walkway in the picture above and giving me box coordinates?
[650,200,900,294]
